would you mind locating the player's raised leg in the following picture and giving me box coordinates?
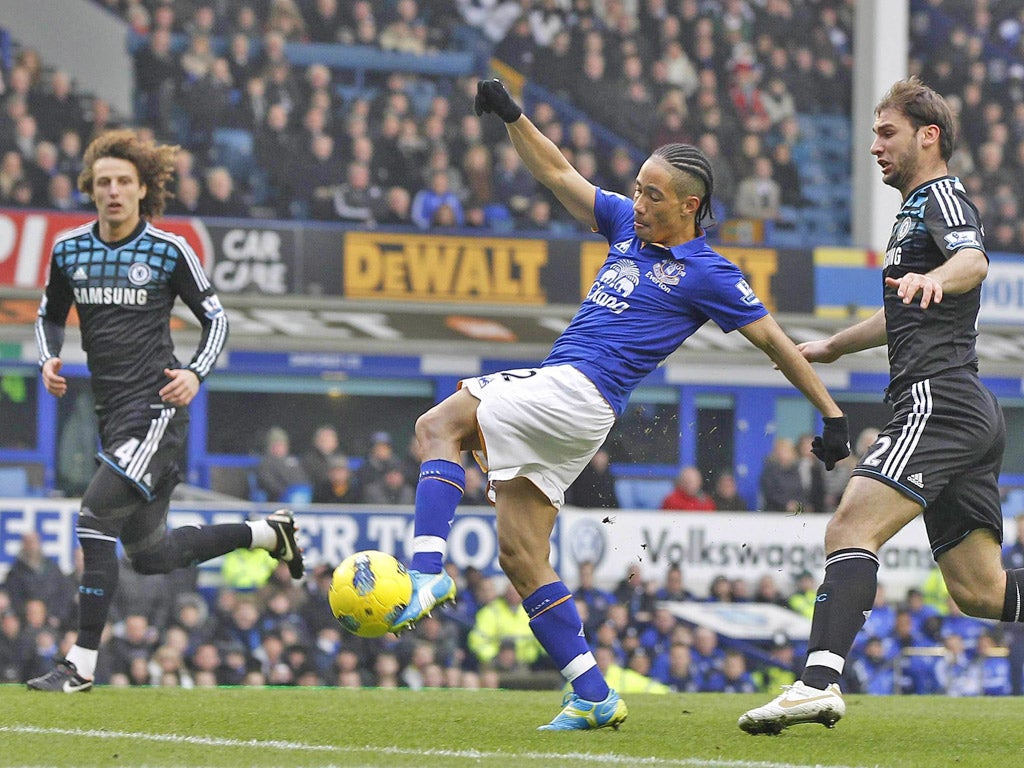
[390,390,478,632]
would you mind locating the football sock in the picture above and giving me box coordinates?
[65,646,98,679]
[410,460,465,573]
[247,519,276,550]
[525,581,609,702]
[131,523,252,573]
[1001,568,1024,622]
[76,534,119,650]
[801,548,879,690]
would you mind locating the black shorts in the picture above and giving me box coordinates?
[850,372,1005,558]
[97,402,188,501]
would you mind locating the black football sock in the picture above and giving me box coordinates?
[131,523,252,573]
[76,535,119,649]
[801,548,879,689]
[1001,568,1024,622]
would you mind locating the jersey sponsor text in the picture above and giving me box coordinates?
[73,286,149,305]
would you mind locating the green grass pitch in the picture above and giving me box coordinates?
[2,686,1022,767]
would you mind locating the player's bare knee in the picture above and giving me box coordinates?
[415,409,454,456]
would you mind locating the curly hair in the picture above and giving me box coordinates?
[78,129,178,219]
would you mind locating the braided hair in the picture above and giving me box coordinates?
[651,143,715,226]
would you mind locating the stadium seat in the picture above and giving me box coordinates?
[211,128,255,180]
[614,478,673,510]
[0,466,29,496]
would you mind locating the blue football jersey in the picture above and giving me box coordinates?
[543,189,768,415]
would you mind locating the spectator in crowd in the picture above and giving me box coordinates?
[573,560,615,631]
[333,161,382,224]
[313,455,361,504]
[710,470,748,511]
[650,641,700,692]
[848,636,895,695]
[704,649,758,693]
[468,578,542,679]
[655,563,696,602]
[661,465,716,511]
[935,633,982,697]
[303,134,346,220]
[165,175,202,216]
[411,168,465,229]
[376,185,413,226]
[300,425,342,493]
[565,448,619,508]
[857,584,897,653]
[0,608,30,683]
[255,426,311,502]
[758,436,806,512]
[753,574,789,608]
[460,462,489,506]
[109,556,180,629]
[787,570,818,620]
[198,166,248,218]
[976,631,1012,696]
[362,461,415,505]
[707,574,735,603]
[733,155,781,220]
[2,532,73,629]
[639,607,678,659]
[690,626,726,682]
[795,433,826,513]
[355,431,396,491]
[593,644,671,694]
[753,632,799,692]
[614,562,656,628]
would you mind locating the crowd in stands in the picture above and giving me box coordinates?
[244,419,883,515]
[3,525,1021,697]
[0,1,1022,248]
[6,0,1024,695]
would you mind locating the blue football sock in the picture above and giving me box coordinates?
[525,581,609,702]
[410,459,465,573]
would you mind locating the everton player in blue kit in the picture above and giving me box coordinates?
[391,80,850,730]
[27,130,302,693]
[741,78,1013,734]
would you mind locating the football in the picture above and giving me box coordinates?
[328,550,412,637]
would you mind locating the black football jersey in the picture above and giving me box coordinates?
[36,220,228,413]
[881,176,986,397]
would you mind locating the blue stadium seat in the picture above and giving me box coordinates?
[483,203,513,231]
[614,478,673,510]
[0,466,29,496]
[212,128,254,180]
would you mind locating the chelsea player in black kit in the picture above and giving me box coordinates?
[27,129,303,693]
[741,78,1013,733]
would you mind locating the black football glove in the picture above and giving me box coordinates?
[474,79,522,123]
[811,415,851,471]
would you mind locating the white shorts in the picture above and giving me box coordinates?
[460,365,615,509]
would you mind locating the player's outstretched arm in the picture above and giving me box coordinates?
[740,315,850,469]
[739,314,844,419]
[802,308,888,364]
[475,79,597,229]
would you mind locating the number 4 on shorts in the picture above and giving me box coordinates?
[113,438,140,467]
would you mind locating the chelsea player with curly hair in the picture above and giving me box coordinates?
[389,81,850,730]
[27,129,303,693]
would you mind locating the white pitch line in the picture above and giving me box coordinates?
[1,725,875,768]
